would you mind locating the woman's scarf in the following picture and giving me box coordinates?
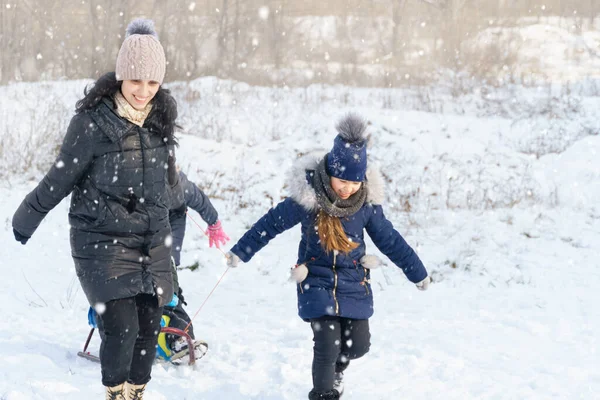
[114,91,153,127]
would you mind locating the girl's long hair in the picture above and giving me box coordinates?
[75,72,179,145]
[316,210,359,254]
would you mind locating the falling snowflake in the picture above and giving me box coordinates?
[94,302,106,315]
[258,6,269,20]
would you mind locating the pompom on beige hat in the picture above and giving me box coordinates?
[115,18,166,84]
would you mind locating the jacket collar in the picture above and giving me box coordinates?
[287,152,385,211]
[89,97,136,143]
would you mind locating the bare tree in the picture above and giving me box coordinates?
[0,0,13,82]
[215,0,230,75]
[391,0,408,58]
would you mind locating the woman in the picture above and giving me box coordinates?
[12,19,182,400]
[225,113,431,399]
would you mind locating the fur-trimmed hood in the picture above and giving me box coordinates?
[286,152,385,211]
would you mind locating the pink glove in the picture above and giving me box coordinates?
[206,220,230,249]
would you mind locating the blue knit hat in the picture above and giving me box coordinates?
[326,113,368,182]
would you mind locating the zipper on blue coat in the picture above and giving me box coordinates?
[332,251,339,315]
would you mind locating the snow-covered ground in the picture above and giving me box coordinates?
[1,77,599,399]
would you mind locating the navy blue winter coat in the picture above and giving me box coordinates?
[169,171,218,266]
[230,154,428,320]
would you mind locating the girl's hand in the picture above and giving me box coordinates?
[225,251,241,268]
[416,276,431,291]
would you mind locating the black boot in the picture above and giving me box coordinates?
[308,389,340,400]
[333,371,344,396]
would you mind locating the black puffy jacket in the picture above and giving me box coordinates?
[13,97,184,307]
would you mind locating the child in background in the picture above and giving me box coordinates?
[158,170,229,359]
[225,114,430,399]
[88,168,229,360]
[90,169,228,363]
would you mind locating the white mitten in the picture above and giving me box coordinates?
[360,254,381,269]
[415,276,431,291]
[225,251,241,268]
[290,264,309,283]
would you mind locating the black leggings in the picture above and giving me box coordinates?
[309,316,371,392]
[97,294,163,387]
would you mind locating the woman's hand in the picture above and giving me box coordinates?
[13,228,29,245]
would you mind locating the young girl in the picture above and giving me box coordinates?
[225,114,431,399]
[12,19,182,400]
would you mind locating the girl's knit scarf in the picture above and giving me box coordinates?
[114,91,153,127]
[313,155,367,218]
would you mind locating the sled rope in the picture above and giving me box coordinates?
[183,210,230,333]
[183,265,229,333]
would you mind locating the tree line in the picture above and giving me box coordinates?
[0,0,598,86]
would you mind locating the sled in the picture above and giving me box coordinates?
[77,327,208,367]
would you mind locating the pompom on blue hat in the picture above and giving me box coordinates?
[326,113,368,182]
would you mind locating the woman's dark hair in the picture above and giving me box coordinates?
[75,72,121,113]
[75,71,178,145]
[150,86,180,146]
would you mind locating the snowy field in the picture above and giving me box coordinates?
[0,76,599,399]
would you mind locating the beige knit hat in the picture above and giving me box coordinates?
[115,18,166,84]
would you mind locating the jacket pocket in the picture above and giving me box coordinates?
[69,184,107,228]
